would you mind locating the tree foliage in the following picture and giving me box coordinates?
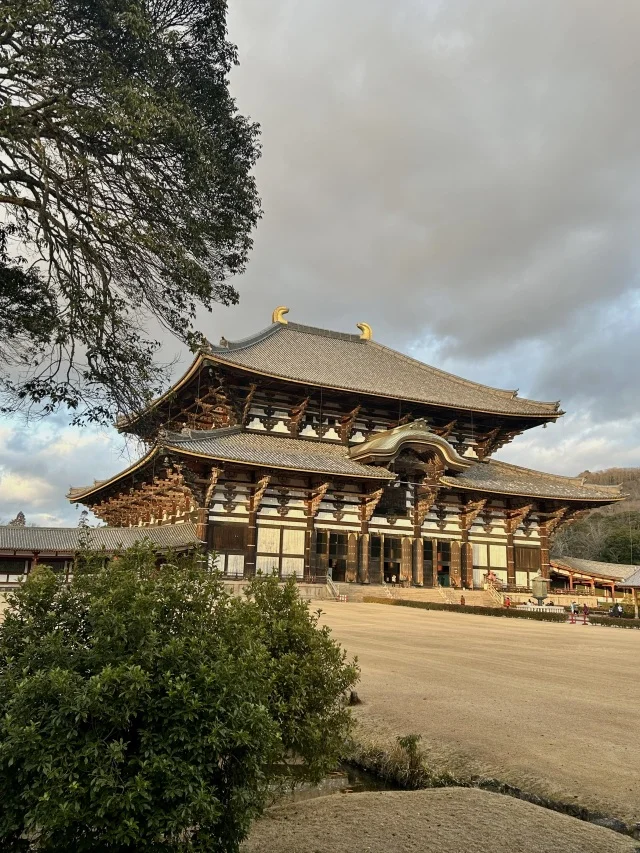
[0,0,261,422]
[0,548,357,851]
[552,510,640,565]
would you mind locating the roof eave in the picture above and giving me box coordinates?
[199,354,564,420]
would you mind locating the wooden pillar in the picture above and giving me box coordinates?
[459,497,488,589]
[360,486,384,584]
[306,481,331,581]
[430,539,439,587]
[568,572,574,591]
[346,533,359,582]
[506,532,515,587]
[400,537,412,584]
[359,533,370,583]
[461,531,473,589]
[195,507,208,544]
[244,473,271,579]
[539,522,550,579]
[412,481,439,588]
[245,509,258,579]
[304,512,314,581]
[450,540,461,588]
[412,537,424,586]
[633,588,639,620]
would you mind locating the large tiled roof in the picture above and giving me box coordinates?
[442,460,625,502]
[551,557,635,582]
[0,523,202,554]
[207,322,561,417]
[164,428,396,480]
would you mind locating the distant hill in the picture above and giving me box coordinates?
[579,468,640,513]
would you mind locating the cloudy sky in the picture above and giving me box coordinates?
[2,0,640,526]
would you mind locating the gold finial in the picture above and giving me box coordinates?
[357,322,372,340]
[272,306,289,324]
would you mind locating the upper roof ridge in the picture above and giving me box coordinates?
[204,323,281,353]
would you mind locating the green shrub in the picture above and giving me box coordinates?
[362,597,567,622]
[0,547,358,852]
[363,597,640,627]
[589,614,640,629]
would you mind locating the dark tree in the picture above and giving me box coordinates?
[0,549,358,851]
[0,0,261,422]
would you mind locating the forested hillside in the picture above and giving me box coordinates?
[551,468,640,564]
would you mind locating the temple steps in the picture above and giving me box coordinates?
[332,584,498,607]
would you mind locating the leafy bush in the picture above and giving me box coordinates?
[0,547,358,851]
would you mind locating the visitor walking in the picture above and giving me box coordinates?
[582,603,590,625]
[460,594,466,606]
[569,601,577,624]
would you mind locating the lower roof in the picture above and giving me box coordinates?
[68,428,624,506]
[441,460,624,502]
[0,523,203,555]
[165,427,396,480]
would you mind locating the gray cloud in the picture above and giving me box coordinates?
[2,0,640,523]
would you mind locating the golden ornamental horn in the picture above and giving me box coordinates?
[272,306,290,324]
[357,322,372,340]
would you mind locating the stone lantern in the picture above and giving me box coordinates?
[531,572,550,606]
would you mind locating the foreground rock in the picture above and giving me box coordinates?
[243,789,637,853]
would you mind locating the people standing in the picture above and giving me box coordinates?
[582,602,590,625]
[569,601,577,624]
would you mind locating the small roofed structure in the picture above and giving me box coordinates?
[551,556,640,611]
[0,523,203,587]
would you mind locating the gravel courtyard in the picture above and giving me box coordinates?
[317,602,640,822]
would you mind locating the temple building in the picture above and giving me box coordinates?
[67,308,625,590]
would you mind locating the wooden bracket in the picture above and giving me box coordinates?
[474,428,500,460]
[242,383,258,426]
[432,419,457,439]
[414,485,439,528]
[339,405,361,443]
[460,497,488,531]
[289,396,311,437]
[250,473,271,514]
[540,506,568,535]
[309,481,331,517]
[361,486,385,522]
[505,503,533,534]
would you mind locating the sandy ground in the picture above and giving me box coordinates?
[243,789,639,853]
[317,602,640,822]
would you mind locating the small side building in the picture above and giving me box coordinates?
[0,523,203,586]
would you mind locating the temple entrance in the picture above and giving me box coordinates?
[383,536,402,584]
[436,540,451,587]
[316,531,348,582]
